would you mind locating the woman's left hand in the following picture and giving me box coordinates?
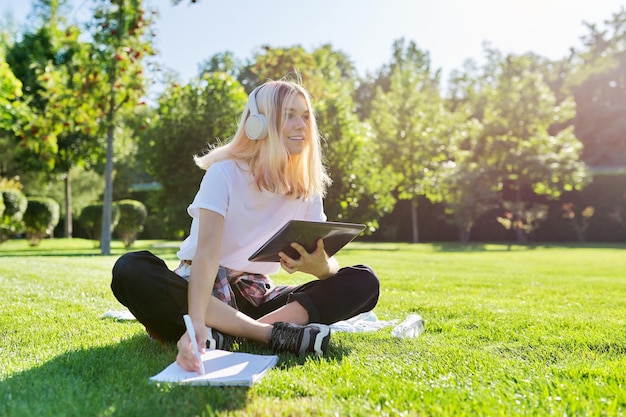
[278,238,337,279]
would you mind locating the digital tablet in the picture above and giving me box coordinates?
[248,220,366,262]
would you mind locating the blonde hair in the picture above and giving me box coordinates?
[194,80,331,198]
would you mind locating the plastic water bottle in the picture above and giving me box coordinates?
[391,314,425,338]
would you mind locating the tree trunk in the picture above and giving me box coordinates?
[515,227,528,243]
[459,228,471,245]
[410,197,419,243]
[101,121,114,255]
[64,169,72,238]
[100,54,121,256]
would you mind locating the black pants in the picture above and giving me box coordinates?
[111,250,380,342]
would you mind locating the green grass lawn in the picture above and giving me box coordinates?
[1,238,625,416]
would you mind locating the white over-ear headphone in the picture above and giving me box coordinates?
[245,86,267,140]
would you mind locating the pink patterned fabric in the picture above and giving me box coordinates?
[175,261,295,309]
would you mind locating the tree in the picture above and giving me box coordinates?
[369,39,450,243]
[566,7,626,168]
[33,25,105,238]
[311,46,397,230]
[237,45,319,93]
[198,51,241,79]
[4,0,105,239]
[424,116,497,244]
[4,18,61,174]
[454,50,589,242]
[87,0,155,254]
[320,100,397,231]
[354,38,419,121]
[0,57,30,172]
[141,72,246,238]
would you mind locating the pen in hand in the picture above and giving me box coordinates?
[183,314,205,375]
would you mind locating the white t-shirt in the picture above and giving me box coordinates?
[177,159,326,274]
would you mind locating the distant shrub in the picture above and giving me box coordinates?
[0,188,27,242]
[79,203,120,244]
[23,197,60,246]
[114,199,147,247]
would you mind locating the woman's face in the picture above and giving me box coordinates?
[280,94,310,155]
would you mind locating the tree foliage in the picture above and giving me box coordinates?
[566,7,626,167]
[450,50,589,242]
[314,62,397,231]
[2,3,624,245]
[0,59,29,133]
[0,57,30,176]
[4,1,74,170]
[369,39,450,242]
[4,0,123,240]
[141,72,246,238]
[237,45,319,92]
[426,117,494,243]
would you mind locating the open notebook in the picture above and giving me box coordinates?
[150,350,278,386]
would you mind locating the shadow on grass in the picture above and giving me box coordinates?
[1,335,239,416]
[1,333,350,417]
[0,247,180,258]
[0,250,181,259]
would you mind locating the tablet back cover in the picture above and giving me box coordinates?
[248,220,365,262]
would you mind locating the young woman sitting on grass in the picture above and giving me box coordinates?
[111,79,380,373]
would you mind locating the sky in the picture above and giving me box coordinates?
[2,0,625,90]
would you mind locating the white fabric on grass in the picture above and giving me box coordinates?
[102,309,397,333]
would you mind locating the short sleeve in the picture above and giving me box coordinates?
[187,164,230,219]
[303,193,327,222]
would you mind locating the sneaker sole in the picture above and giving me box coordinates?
[206,327,232,351]
[206,328,217,350]
[310,324,330,356]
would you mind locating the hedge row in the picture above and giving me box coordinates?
[0,186,146,248]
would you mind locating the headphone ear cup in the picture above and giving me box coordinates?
[245,113,267,140]
[245,87,268,140]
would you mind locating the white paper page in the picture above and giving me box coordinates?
[150,349,278,386]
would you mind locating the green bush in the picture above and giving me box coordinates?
[23,197,60,246]
[0,188,28,242]
[114,199,147,248]
[78,203,120,244]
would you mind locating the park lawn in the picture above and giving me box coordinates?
[0,238,625,416]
